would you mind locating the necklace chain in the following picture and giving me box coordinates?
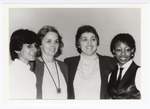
[41,57,61,93]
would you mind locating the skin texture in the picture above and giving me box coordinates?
[17,43,37,64]
[113,41,134,66]
[78,32,98,57]
[41,31,59,62]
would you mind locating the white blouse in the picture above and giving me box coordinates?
[9,59,36,99]
[42,61,67,99]
[74,53,101,99]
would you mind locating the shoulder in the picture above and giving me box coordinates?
[30,58,43,65]
[64,56,80,63]
[29,58,44,71]
[56,59,68,69]
[9,60,17,71]
[97,54,116,64]
[132,61,140,68]
[97,54,117,72]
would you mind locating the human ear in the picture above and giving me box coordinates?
[77,42,80,48]
[131,49,135,57]
[113,49,115,53]
[15,50,20,54]
[131,49,134,53]
[112,50,115,57]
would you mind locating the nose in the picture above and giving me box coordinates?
[51,42,58,48]
[51,42,55,47]
[121,50,126,55]
[87,40,92,45]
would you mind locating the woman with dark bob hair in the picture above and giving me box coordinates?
[108,33,141,99]
[31,25,68,99]
[9,29,40,99]
[64,25,117,99]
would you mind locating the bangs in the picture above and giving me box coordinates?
[22,32,40,45]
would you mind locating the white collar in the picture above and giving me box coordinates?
[118,59,133,69]
[14,59,30,70]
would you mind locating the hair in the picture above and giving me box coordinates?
[75,25,100,53]
[37,25,64,57]
[9,29,40,61]
[110,33,136,58]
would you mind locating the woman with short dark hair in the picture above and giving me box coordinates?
[9,29,40,99]
[64,25,117,99]
[108,33,141,99]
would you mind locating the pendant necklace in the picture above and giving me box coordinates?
[41,57,61,94]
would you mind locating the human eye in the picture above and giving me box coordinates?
[34,43,38,48]
[81,38,87,42]
[55,39,59,44]
[47,39,51,43]
[115,48,121,52]
[27,44,32,48]
[126,48,131,52]
[91,37,96,41]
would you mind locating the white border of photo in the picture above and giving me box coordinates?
[1,2,149,109]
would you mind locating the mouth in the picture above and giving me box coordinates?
[50,49,56,52]
[30,55,36,57]
[30,52,36,55]
[86,46,93,49]
[49,49,57,53]
[119,57,128,61]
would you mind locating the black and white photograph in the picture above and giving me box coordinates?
[1,2,149,109]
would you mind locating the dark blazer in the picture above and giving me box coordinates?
[64,54,117,99]
[30,58,68,99]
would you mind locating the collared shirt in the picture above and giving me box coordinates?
[9,59,36,99]
[42,61,67,99]
[73,53,101,99]
[117,59,141,90]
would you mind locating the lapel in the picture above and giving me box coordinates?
[70,56,80,82]
[67,56,80,99]
[98,54,108,98]
[56,60,68,83]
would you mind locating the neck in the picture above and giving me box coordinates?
[18,57,29,65]
[81,52,97,60]
[41,54,55,63]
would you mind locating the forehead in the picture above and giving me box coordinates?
[115,41,130,48]
[80,32,96,38]
[43,31,58,40]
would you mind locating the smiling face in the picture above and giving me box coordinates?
[113,41,134,66]
[17,43,37,64]
[41,31,59,57]
[78,32,98,56]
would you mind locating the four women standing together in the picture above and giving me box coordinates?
[9,25,141,99]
